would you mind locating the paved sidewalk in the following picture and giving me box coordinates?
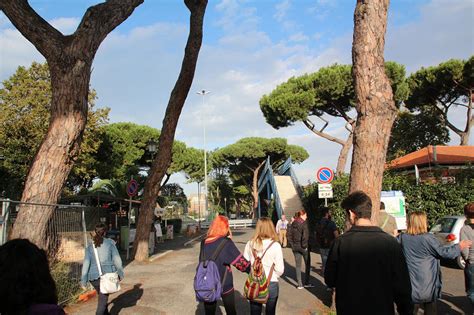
[66,228,469,315]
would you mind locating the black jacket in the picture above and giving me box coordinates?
[289,217,309,253]
[325,225,413,315]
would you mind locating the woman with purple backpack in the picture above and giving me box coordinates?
[198,215,250,315]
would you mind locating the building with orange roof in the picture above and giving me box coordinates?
[386,145,474,183]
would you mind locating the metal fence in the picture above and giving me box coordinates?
[0,199,108,305]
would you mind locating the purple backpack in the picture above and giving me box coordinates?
[194,238,228,302]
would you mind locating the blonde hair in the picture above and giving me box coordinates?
[406,211,428,235]
[250,217,278,251]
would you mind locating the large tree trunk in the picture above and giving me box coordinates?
[2,0,143,248]
[350,0,396,224]
[133,0,208,262]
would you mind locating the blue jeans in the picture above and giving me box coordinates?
[250,282,279,315]
[90,279,110,315]
[320,248,330,275]
[465,262,474,305]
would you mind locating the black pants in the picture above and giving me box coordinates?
[249,282,279,315]
[90,279,110,315]
[204,290,236,315]
[293,250,310,287]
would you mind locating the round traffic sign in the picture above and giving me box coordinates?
[126,179,139,197]
[317,167,334,184]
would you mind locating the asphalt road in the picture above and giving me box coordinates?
[67,228,470,314]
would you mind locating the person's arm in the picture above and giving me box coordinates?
[302,222,309,249]
[392,242,414,315]
[276,220,281,233]
[428,234,466,260]
[273,243,285,277]
[111,241,124,280]
[460,227,471,261]
[324,240,338,287]
[243,241,251,261]
[80,247,91,287]
[224,240,251,273]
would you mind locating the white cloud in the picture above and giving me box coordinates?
[49,17,80,34]
[289,32,309,42]
[274,0,291,23]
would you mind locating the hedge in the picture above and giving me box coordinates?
[303,171,474,231]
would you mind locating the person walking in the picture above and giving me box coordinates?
[275,214,289,248]
[199,215,250,315]
[461,202,474,305]
[325,191,413,315]
[377,202,398,236]
[315,207,338,275]
[0,239,65,315]
[81,223,124,315]
[400,211,471,314]
[244,217,284,315]
[289,210,313,289]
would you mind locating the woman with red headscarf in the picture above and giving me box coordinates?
[199,215,250,315]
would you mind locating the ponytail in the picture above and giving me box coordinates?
[93,223,107,247]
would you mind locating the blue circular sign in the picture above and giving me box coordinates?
[317,167,334,184]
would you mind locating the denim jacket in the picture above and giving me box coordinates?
[80,238,124,286]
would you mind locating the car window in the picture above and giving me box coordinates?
[430,218,457,233]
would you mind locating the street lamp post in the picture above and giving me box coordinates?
[224,197,227,217]
[196,89,211,219]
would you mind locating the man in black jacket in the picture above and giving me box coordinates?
[324,191,413,315]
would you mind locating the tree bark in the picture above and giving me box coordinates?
[133,0,208,262]
[2,0,143,248]
[460,90,473,145]
[336,132,353,175]
[251,160,266,219]
[350,0,396,224]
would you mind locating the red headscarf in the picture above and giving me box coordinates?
[206,215,229,243]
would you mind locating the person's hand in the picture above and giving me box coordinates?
[459,240,472,250]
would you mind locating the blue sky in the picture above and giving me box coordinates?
[1,0,473,196]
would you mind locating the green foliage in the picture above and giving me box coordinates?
[260,62,409,129]
[303,172,474,230]
[96,122,189,181]
[405,56,473,144]
[0,62,109,198]
[51,262,82,305]
[388,110,450,160]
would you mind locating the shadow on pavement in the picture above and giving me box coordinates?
[194,290,250,315]
[109,283,144,315]
[280,258,333,308]
[438,292,471,314]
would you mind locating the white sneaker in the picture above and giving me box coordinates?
[297,286,304,290]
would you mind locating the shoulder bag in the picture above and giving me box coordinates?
[92,243,121,294]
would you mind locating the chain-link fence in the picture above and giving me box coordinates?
[0,199,108,305]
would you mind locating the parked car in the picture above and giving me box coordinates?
[430,215,466,269]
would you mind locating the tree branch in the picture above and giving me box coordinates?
[73,0,144,54]
[303,119,345,145]
[0,0,64,59]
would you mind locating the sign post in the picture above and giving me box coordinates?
[317,167,335,206]
[126,178,138,259]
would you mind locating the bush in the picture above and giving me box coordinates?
[50,262,82,305]
[303,172,474,230]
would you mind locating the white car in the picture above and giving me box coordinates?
[430,215,467,269]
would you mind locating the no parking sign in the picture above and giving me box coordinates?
[316,167,334,184]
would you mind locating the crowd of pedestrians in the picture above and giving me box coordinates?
[0,194,472,314]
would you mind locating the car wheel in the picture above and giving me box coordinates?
[457,256,466,269]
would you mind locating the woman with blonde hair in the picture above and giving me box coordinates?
[399,211,471,315]
[198,215,250,315]
[244,217,284,315]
